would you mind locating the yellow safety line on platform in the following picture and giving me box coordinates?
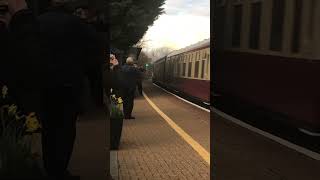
[143,91,210,165]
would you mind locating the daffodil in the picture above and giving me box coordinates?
[25,112,40,133]
[27,112,36,118]
[118,97,123,104]
[2,85,8,98]
[8,104,17,116]
[15,114,24,120]
[111,94,116,99]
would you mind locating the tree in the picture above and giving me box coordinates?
[110,0,165,52]
[147,47,174,62]
[137,51,152,67]
[137,51,153,78]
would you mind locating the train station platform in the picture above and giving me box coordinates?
[212,107,320,180]
[111,81,210,179]
[31,106,110,179]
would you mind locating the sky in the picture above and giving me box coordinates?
[141,0,210,52]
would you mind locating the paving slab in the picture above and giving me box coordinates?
[117,93,210,179]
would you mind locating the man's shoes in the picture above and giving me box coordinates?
[48,171,80,180]
[64,171,80,180]
[124,116,135,120]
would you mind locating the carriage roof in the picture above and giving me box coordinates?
[167,39,210,57]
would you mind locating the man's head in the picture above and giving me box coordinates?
[74,5,98,23]
[110,54,115,60]
[110,54,116,63]
[0,1,9,25]
[74,6,89,20]
[126,57,134,65]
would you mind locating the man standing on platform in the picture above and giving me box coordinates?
[36,0,105,178]
[120,57,141,120]
[136,65,145,96]
[1,0,105,178]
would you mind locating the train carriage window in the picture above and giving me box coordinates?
[183,63,186,77]
[171,61,174,79]
[181,63,183,76]
[207,54,210,78]
[194,61,199,78]
[176,60,179,76]
[201,60,205,79]
[173,60,176,75]
[291,0,302,53]
[177,62,180,76]
[188,62,192,77]
[270,0,285,51]
[216,5,226,49]
[308,0,315,40]
[249,2,262,49]
[217,0,225,5]
[232,4,243,47]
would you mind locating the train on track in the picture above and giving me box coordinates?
[152,39,211,107]
[214,0,320,134]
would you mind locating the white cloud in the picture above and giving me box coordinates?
[142,15,210,50]
[164,0,210,17]
[141,0,210,50]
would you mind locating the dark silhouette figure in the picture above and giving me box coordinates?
[109,54,122,97]
[120,57,140,119]
[1,1,104,178]
[136,66,145,95]
[36,2,104,178]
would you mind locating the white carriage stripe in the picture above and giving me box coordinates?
[153,83,210,113]
[211,107,320,161]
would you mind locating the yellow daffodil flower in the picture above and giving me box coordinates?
[27,112,36,118]
[2,85,8,98]
[15,114,24,120]
[118,97,123,104]
[25,112,40,132]
[111,94,116,98]
[8,104,17,116]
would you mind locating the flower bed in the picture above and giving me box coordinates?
[110,91,124,150]
[0,85,43,178]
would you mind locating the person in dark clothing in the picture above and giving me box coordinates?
[0,7,9,87]
[2,1,105,178]
[0,0,46,115]
[136,65,145,96]
[109,54,122,97]
[34,1,105,178]
[2,0,104,178]
[120,57,141,119]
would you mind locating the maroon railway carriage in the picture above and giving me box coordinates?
[153,39,211,105]
[214,0,320,134]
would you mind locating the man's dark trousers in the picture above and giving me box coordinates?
[137,81,142,95]
[40,86,79,177]
[123,87,135,118]
[35,6,104,177]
